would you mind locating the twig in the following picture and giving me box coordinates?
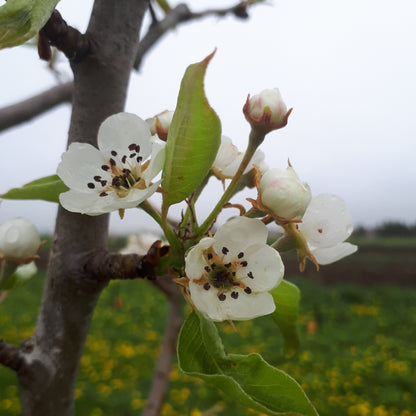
[134,1,264,69]
[0,340,22,372]
[0,81,72,133]
[143,277,183,416]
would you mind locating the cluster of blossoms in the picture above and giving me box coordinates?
[57,87,357,322]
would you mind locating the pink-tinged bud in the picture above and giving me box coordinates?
[243,88,292,134]
[259,166,312,221]
[146,110,174,141]
[0,217,41,261]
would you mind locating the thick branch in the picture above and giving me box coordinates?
[134,0,261,69]
[143,277,183,416]
[0,340,22,372]
[0,82,72,133]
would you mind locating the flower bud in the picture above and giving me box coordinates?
[243,88,292,134]
[146,110,174,141]
[260,166,312,220]
[0,217,41,261]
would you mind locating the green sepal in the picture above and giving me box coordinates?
[178,311,318,416]
[0,174,68,203]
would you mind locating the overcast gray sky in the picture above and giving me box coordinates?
[1,0,415,234]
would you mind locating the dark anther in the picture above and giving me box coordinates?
[207,253,213,260]
[247,271,254,279]
[128,143,136,151]
[109,158,116,166]
[129,153,136,158]
[135,145,140,152]
[137,156,143,163]
[101,180,107,186]
[222,247,229,255]
[218,293,226,301]
[238,252,244,259]
[111,150,117,156]
[244,287,252,294]
[231,291,239,299]
[93,176,101,181]
[87,182,95,189]
[240,261,248,267]
[99,192,108,197]
[121,155,127,164]
[101,165,110,171]
[211,263,216,269]
[203,283,210,290]
[224,263,232,268]
[204,266,211,273]
[232,281,239,286]
[232,272,236,277]
[122,168,131,173]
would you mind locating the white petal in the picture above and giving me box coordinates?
[143,136,166,183]
[300,194,354,248]
[57,143,110,192]
[189,282,275,321]
[310,242,358,265]
[213,136,239,172]
[98,113,152,160]
[59,189,119,215]
[185,238,213,279]
[237,244,284,291]
[213,217,268,258]
[221,153,243,177]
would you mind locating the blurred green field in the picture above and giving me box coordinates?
[1,244,416,416]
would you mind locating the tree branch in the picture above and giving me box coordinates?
[134,0,262,69]
[143,277,183,416]
[0,340,22,372]
[0,82,72,133]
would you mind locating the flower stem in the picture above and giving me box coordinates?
[198,130,263,236]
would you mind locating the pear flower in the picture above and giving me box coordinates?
[146,110,174,141]
[0,217,41,261]
[298,194,358,265]
[119,233,161,256]
[212,135,266,179]
[57,113,166,216]
[243,88,292,134]
[259,166,312,221]
[185,216,284,322]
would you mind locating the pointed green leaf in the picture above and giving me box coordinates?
[0,174,68,203]
[270,280,301,358]
[162,51,221,209]
[178,311,318,416]
[0,0,60,49]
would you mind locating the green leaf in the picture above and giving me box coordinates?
[270,280,301,358]
[178,311,318,416]
[0,0,60,49]
[162,51,221,209]
[0,174,68,203]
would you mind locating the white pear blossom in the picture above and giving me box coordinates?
[0,217,41,260]
[57,112,166,216]
[119,233,160,256]
[298,194,358,265]
[243,88,292,132]
[212,135,266,178]
[260,166,312,221]
[185,216,284,322]
[146,110,174,140]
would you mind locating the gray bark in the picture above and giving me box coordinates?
[17,1,148,415]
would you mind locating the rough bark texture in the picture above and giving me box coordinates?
[17,2,148,415]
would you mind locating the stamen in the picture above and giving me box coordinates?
[87,182,95,189]
[247,271,254,279]
[222,247,229,255]
[99,192,108,197]
[231,291,239,299]
[207,253,213,260]
[218,293,226,301]
[101,180,107,186]
[238,252,244,259]
[244,287,252,294]
[128,143,136,151]
[135,145,140,152]
[136,156,143,163]
[111,150,117,156]
[211,263,216,269]
[203,283,210,290]
[101,165,110,171]
[224,263,232,268]
[240,261,248,267]
[129,153,136,158]
[204,266,211,273]
[121,155,127,164]
[109,158,116,166]
[94,176,102,182]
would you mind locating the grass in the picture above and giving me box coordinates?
[1,270,415,416]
